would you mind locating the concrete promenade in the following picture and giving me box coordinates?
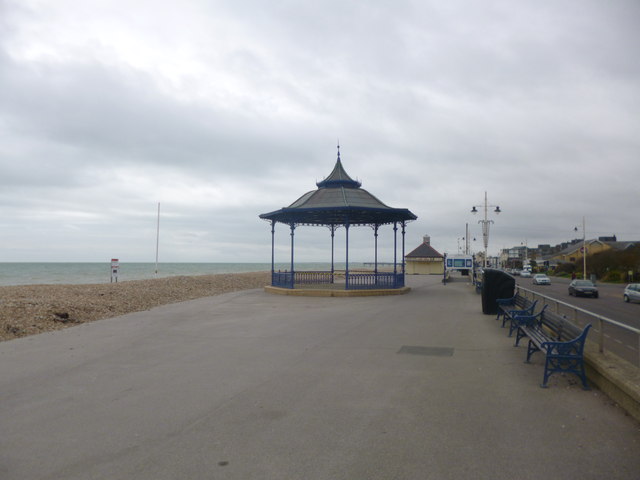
[1,275,639,479]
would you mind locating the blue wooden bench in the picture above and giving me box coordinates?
[508,304,547,337]
[496,294,537,331]
[514,308,592,389]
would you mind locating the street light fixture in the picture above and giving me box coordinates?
[471,191,501,268]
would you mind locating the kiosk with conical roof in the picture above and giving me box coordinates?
[259,146,417,295]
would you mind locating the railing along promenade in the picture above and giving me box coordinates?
[272,270,405,290]
[516,285,640,368]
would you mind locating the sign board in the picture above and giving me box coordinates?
[446,255,473,269]
[110,258,119,283]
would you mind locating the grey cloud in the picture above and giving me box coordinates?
[1,0,639,261]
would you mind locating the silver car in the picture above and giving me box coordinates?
[623,283,640,303]
[532,274,551,285]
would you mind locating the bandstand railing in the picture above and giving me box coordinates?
[271,270,405,290]
[347,272,404,289]
[272,271,294,288]
[295,271,335,285]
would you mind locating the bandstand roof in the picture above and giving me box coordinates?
[259,150,417,226]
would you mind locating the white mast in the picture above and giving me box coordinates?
[155,202,160,277]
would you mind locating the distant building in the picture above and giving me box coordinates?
[552,239,611,264]
[598,235,617,242]
[537,244,551,254]
[537,235,637,267]
[405,235,444,274]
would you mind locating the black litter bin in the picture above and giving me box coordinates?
[481,269,515,314]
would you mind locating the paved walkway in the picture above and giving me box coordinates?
[1,275,639,479]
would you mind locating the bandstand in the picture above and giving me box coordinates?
[259,147,417,295]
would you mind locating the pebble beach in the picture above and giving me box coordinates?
[0,272,270,341]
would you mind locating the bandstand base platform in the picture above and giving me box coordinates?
[264,285,411,297]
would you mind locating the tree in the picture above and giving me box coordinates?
[581,246,640,281]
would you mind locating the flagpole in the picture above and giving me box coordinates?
[155,202,160,277]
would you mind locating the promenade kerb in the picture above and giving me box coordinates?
[1,275,639,480]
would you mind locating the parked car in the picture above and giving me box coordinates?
[568,279,598,298]
[623,283,640,303]
[532,274,551,285]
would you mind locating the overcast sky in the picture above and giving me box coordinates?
[1,0,639,264]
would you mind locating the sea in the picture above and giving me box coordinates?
[0,262,360,287]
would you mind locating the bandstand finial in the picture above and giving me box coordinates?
[337,140,340,161]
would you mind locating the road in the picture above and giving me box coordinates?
[518,276,639,329]
[516,275,640,365]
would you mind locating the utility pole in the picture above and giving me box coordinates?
[574,217,587,279]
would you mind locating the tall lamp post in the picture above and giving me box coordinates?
[574,217,587,279]
[471,191,501,268]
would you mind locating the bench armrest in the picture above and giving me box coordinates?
[541,324,592,355]
[513,305,548,327]
[496,296,516,306]
[512,313,539,328]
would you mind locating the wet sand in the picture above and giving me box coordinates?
[0,272,270,341]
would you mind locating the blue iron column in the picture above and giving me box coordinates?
[401,221,406,287]
[330,224,336,282]
[393,222,398,288]
[374,224,379,286]
[393,222,398,275]
[401,222,406,274]
[345,221,350,289]
[270,220,275,275]
[374,224,379,275]
[289,223,295,289]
